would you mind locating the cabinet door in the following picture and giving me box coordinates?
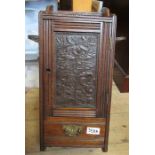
[45,19,109,117]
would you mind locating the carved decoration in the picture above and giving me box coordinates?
[55,32,99,108]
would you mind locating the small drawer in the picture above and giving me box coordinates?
[44,117,106,147]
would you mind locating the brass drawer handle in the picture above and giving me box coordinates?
[63,125,83,137]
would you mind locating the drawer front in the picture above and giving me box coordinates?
[44,117,106,147]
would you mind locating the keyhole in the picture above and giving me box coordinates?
[46,68,51,72]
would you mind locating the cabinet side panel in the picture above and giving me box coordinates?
[103,15,117,152]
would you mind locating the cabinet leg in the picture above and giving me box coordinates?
[102,147,108,152]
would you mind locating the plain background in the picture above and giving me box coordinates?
[0,0,155,155]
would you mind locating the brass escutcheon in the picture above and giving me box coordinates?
[63,125,83,137]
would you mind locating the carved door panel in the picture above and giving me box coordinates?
[47,20,108,117]
[55,32,99,108]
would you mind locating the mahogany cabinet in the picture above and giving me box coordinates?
[39,6,117,152]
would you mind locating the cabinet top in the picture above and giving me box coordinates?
[39,5,115,21]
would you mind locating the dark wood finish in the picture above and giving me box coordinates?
[39,11,45,151]
[55,32,98,108]
[103,15,117,152]
[44,117,105,137]
[52,108,96,117]
[44,117,105,147]
[39,6,117,152]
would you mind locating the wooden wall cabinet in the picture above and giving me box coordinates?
[39,6,117,152]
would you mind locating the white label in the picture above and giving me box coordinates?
[86,127,100,135]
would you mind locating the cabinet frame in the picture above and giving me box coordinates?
[39,8,117,152]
